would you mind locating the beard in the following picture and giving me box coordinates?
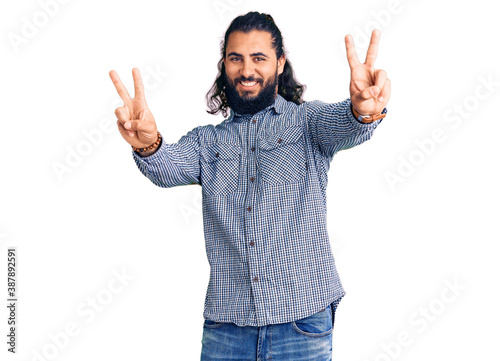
[224,70,279,115]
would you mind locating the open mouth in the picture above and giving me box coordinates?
[240,81,257,87]
[238,79,260,90]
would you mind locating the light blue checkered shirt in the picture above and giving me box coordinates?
[132,94,383,327]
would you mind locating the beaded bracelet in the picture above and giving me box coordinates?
[132,131,162,153]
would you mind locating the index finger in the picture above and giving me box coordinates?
[345,34,361,69]
[132,67,145,100]
[109,70,131,103]
[364,29,380,67]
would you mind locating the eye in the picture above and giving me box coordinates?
[255,57,266,61]
[229,57,242,62]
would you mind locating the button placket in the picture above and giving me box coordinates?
[249,118,257,184]
[245,114,264,319]
[247,118,257,212]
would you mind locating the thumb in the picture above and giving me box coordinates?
[359,86,380,100]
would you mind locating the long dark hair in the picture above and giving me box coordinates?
[206,11,306,117]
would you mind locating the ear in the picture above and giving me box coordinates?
[277,55,286,75]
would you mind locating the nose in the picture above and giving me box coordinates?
[240,59,254,79]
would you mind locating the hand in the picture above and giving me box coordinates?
[345,29,391,116]
[109,67,158,148]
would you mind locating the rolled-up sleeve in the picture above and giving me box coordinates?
[132,126,202,188]
[306,98,383,161]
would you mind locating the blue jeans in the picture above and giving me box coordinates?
[201,302,337,360]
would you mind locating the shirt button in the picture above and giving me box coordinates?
[215,152,219,157]
[251,147,255,152]
[277,138,282,143]
[253,276,258,282]
[247,206,251,211]
[252,119,256,123]
[250,176,255,182]
[249,241,254,246]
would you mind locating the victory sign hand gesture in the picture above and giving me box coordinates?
[345,29,391,116]
[109,68,158,150]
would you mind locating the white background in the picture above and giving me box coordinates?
[1,0,499,360]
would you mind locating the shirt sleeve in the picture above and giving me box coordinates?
[306,98,383,161]
[131,126,202,188]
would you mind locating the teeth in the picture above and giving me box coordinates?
[241,81,257,86]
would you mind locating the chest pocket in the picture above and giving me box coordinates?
[258,125,307,184]
[200,142,241,196]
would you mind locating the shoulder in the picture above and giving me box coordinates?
[275,95,300,110]
[303,98,353,120]
[275,96,332,118]
[194,120,240,145]
[301,99,328,116]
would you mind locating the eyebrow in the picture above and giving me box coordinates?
[226,52,270,58]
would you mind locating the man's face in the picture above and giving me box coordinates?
[223,30,286,114]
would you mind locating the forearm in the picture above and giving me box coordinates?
[307,98,384,158]
[132,127,202,188]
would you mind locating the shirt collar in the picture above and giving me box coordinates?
[227,94,287,122]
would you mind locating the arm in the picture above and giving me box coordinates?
[132,126,201,188]
[306,98,382,160]
[308,29,391,160]
[109,67,201,188]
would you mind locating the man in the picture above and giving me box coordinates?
[109,11,390,361]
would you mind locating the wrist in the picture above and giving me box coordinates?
[351,104,387,124]
[132,131,162,156]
